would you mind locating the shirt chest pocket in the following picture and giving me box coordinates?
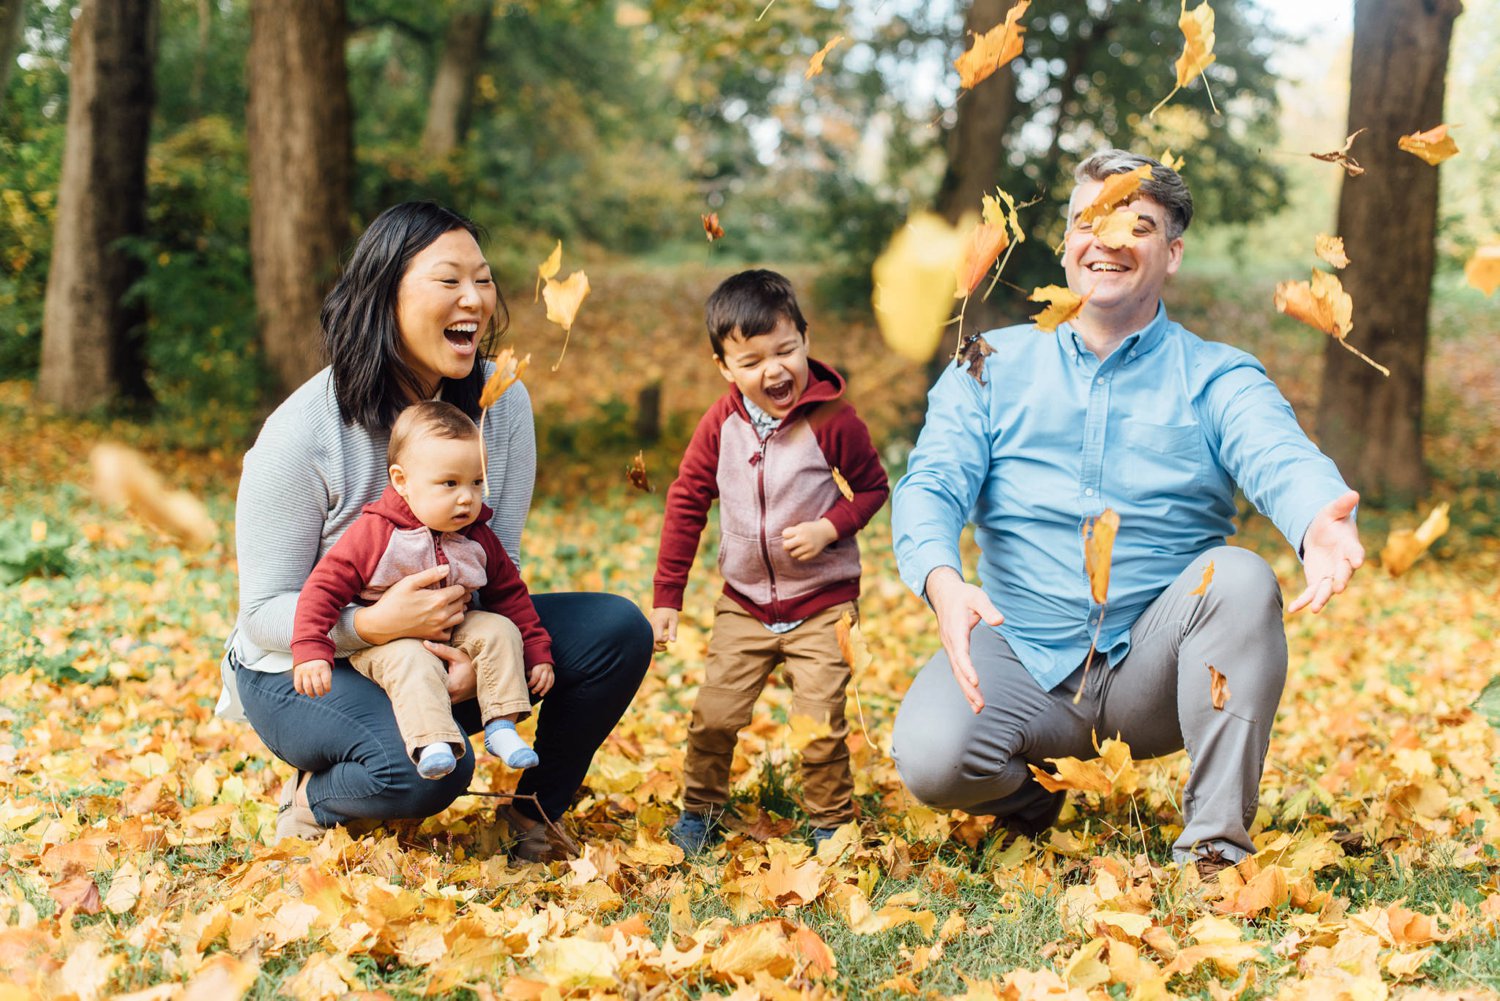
[1118,421,1205,496]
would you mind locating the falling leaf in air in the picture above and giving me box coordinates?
[806,34,843,79]
[1082,509,1120,605]
[831,467,854,502]
[1398,124,1459,165]
[1315,234,1351,269]
[1028,285,1085,333]
[1151,0,1218,118]
[542,270,591,370]
[1381,502,1450,576]
[836,611,873,672]
[1208,664,1231,710]
[872,213,964,362]
[960,333,996,384]
[479,347,530,409]
[1464,242,1500,296]
[627,450,653,493]
[1190,560,1215,596]
[1092,209,1142,249]
[954,0,1030,89]
[1160,149,1186,172]
[1310,129,1367,176]
[1077,165,1153,229]
[91,444,217,550]
[1274,270,1389,376]
[955,188,1025,297]
[702,212,724,242]
[535,239,562,302]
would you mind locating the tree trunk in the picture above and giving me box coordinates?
[0,0,25,102]
[247,0,353,396]
[37,0,157,411]
[421,0,490,158]
[1316,0,1461,506]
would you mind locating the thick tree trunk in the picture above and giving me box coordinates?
[0,0,25,101]
[1316,0,1461,506]
[421,0,490,158]
[247,0,352,395]
[37,0,157,411]
[931,0,1020,375]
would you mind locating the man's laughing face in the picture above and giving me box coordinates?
[1063,178,1184,332]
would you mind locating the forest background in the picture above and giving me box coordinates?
[1,0,1499,998]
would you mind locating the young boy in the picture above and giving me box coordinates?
[651,269,889,852]
[292,400,553,779]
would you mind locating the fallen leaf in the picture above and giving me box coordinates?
[787,714,834,753]
[103,861,141,914]
[836,611,873,672]
[1208,664,1231,710]
[1315,234,1350,269]
[954,0,1030,89]
[1310,128,1367,176]
[831,467,854,501]
[1028,285,1085,333]
[49,872,102,914]
[1398,124,1459,165]
[1464,242,1500,296]
[542,270,590,370]
[1381,502,1450,576]
[702,212,724,242]
[626,450,653,493]
[1274,270,1389,375]
[806,35,843,79]
[91,444,216,550]
[872,213,965,362]
[479,348,530,409]
[709,920,796,980]
[1151,0,1218,117]
[1082,509,1120,604]
[1030,757,1110,795]
[534,239,562,302]
[1189,560,1214,596]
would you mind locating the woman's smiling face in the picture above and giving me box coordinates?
[395,229,497,397]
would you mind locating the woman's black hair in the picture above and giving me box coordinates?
[321,201,510,432]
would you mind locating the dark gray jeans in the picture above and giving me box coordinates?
[891,546,1286,861]
[237,592,652,827]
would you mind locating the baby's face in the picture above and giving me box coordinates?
[392,435,485,533]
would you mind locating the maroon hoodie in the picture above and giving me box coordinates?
[653,359,889,625]
[292,486,551,667]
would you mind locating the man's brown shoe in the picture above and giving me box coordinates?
[499,804,579,863]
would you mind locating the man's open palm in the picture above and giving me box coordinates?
[1289,490,1363,614]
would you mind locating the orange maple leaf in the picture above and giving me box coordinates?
[806,34,843,79]
[831,467,854,501]
[956,221,1010,297]
[1314,234,1350,269]
[1151,0,1218,118]
[1208,664,1231,710]
[1398,123,1459,165]
[1310,129,1367,176]
[1028,285,1085,333]
[1189,560,1215,596]
[1092,209,1142,250]
[478,347,529,409]
[702,212,724,242]
[1083,509,1120,605]
[1466,243,1500,296]
[542,270,590,370]
[1077,165,1154,228]
[954,0,1029,90]
[1274,270,1389,376]
[534,239,561,302]
[836,610,873,672]
[1381,502,1449,576]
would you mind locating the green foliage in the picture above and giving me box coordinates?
[0,514,73,585]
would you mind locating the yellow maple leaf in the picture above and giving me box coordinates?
[806,34,843,79]
[478,347,530,409]
[1160,148,1186,172]
[1464,242,1500,296]
[836,610,873,672]
[542,270,591,371]
[1028,284,1085,333]
[1189,560,1215,596]
[1381,502,1450,576]
[1315,234,1350,269]
[956,220,1011,297]
[1092,209,1141,250]
[954,0,1030,90]
[1151,0,1217,117]
[1083,508,1120,604]
[534,239,562,301]
[787,713,834,753]
[1398,123,1460,166]
[1077,165,1153,228]
[831,466,854,501]
[1274,270,1389,375]
[872,213,964,362]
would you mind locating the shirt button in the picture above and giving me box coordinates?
[1096,378,1105,386]
[1085,488,1095,496]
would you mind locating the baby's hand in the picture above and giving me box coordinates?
[528,662,555,697]
[293,659,333,698]
[649,608,679,652]
[782,518,839,561]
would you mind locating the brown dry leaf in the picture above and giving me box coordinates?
[961,334,996,384]
[702,212,724,242]
[1151,0,1218,117]
[1029,285,1085,333]
[836,611,873,673]
[872,213,965,362]
[1190,560,1215,596]
[542,270,590,371]
[1082,509,1121,604]
[1464,242,1500,296]
[534,239,562,302]
[626,450,653,493]
[1315,234,1351,269]
[1381,502,1450,576]
[1208,664,1231,710]
[1274,271,1389,376]
[1092,209,1142,249]
[1398,124,1459,166]
[1310,128,1367,176]
[954,0,1030,89]
[806,34,844,79]
[91,444,217,550]
[831,467,854,501]
[479,348,530,409]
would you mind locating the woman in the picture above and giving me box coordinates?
[218,202,652,861]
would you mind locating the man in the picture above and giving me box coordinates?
[890,150,1363,876]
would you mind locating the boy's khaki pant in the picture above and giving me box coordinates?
[350,609,531,762]
[682,596,857,829]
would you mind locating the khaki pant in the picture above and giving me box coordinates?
[351,610,531,763]
[682,596,857,828]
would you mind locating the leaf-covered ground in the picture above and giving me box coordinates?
[1,267,1498,1000]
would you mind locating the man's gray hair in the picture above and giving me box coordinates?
[1074,149,1193,241]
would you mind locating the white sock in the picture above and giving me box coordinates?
[484,720,539,769]
[417,743,456,779]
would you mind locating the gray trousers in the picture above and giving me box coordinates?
[891,546,1286,862]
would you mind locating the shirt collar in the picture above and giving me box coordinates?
[1061,300,1171,363]
[742,395,782,438]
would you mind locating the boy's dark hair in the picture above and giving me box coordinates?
[705,269,808,358]
[387,400,480,468]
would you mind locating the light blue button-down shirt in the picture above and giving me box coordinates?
[893,303,1350,692]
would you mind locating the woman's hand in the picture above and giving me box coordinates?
[354,565,469,644]
[424,640,479,703]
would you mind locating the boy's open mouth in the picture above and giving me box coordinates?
[445,323,478,352]
[765,380,795,406]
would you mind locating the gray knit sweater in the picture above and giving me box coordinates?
[216,365,536,720]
